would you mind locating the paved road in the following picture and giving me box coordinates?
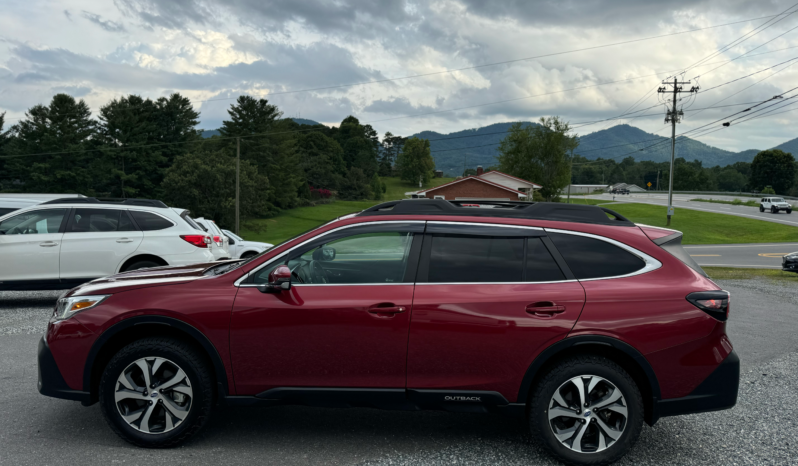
[585,193,798,227]
[2,280,798,465]
[684,242,798,269]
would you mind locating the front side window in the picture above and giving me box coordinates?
[67,209,135,232]
[428,235,525,282]
[253,231,415,285]
[0,209,66,235]
[130,211,174,231]
[548,232,645,280]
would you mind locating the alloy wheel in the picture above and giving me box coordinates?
[547,375,628,453]
[114,357,193,434]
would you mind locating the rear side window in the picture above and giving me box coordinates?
[548,232,645,280]
[68,209,136,232]
[130,211,174,231]
[428,235,524,282]
[181,214,203,231]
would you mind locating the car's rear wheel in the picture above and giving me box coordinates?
[529,356,643,466]
[99,337,213,448]
[760,205,765,212]
[123,260,162,272]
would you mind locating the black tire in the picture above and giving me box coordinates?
[759,205,765,212]
[99,337,214,448]
[772,206,778,214]
[240,251,257,259]
[123,260,162,272]
[529,356,644,466]
[787,209,792,214]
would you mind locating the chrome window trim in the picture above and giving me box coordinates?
[427,220,543,231]
[234,220,426,287]
[238,282,413,288]
[415,280,578,285]
[544,228,662,281]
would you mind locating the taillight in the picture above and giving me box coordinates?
[462,204,480,207]
[213,235,221,243]
[686,291,730,321]
[180,234,211,248]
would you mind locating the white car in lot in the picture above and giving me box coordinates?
[759,197,792,214]
[0,193,86,217]
[222,229,273,259]
[193,217,231,260]
[0,197,215,290]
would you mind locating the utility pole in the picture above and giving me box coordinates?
[658,78,698,226]
[235,137,240,235]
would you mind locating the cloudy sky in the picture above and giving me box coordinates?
[1,0,797,152]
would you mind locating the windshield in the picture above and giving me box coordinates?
[224,230,243,241]
[773,198,785,202]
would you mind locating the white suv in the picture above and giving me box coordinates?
[193,217,231,260]
[759,197,793,214]
[0,198,215,290]
[221,229,273,259]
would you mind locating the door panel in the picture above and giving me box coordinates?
[0,208,67,281]
[407,282,585,401]
[230,284,414,394]
[59,209,143,279]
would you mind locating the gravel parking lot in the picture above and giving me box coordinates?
[1,279,797,465]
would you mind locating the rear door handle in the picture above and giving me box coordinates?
[368,303,406,318]
[116,238,134,243]
[39,241,58,247]
[526,302,566,317]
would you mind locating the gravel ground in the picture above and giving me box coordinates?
[1,278,796,465]
[358,352,798,465]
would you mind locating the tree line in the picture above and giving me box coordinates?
[0,93,436,228]
[493,119,797,200]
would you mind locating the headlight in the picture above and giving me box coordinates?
[54,295,110,321]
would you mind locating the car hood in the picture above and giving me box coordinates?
[241,240,273,249]
[785,251,798,259]
[66,263,220,297]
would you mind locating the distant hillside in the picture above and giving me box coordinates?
[200,118,323,138]
[411,122,539,176]
[415,122,795,176]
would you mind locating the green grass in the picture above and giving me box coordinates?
[241,178,798,246]
[242,177,455,244]
[691,198,759,207]
[607,203,798,245]
[705,267,798,282]
[561,198,617,206]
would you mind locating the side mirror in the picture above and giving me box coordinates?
[226,235,236,245]
[257,264,292,293]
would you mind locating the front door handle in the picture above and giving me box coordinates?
[526,302,566,317]
[368,303,406,318]
[116,238,134,243]
[39,241,58,247]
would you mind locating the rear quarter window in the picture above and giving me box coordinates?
[548,232,645,280]
[130,211,175,231]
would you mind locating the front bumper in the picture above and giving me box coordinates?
[37,337,91,404]
[655,350,739,420]
[783,256,798,272]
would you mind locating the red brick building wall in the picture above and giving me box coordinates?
[422,178,524,200]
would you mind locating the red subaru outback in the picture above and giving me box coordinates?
[38,200,738,465]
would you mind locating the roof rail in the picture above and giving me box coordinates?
[40,197,169,208]
[358,199,633,227]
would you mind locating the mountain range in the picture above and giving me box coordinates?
[201,119,796,177]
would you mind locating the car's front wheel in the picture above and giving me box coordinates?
[99,337,213,448]
[529,356,643,465]
[772,206,779,214]
[787,208,792,214]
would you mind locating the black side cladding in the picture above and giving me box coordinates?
[654,232,708,277]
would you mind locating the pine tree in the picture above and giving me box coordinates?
[7,94,98,194]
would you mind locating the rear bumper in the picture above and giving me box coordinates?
[655,350,739,421]
[37,337,91,404]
